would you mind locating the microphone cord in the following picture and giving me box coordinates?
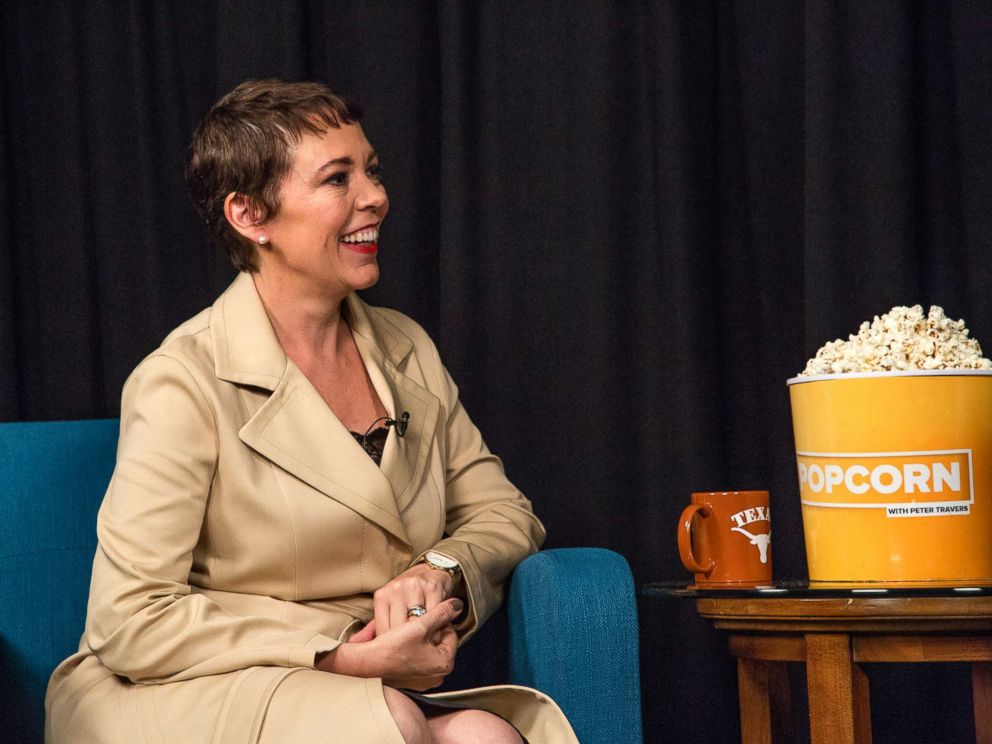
[361,411,410,449]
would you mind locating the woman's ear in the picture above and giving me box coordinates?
[224,192,269,244]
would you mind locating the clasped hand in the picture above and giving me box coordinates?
[374,562,454,635]
[316,564,459,690]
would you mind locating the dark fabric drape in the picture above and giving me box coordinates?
[3,2,989,741]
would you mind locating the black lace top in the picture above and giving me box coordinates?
[350,426,389,466]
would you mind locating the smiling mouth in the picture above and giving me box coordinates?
[342,227,379,244]
[341,227,379,255]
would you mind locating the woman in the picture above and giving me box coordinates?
[45,79,578,744]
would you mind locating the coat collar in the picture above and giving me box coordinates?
[209,272,437,548]
[210,272,413,390]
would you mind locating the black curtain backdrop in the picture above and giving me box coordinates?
[3,2,991,742]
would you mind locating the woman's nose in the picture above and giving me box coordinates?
[356,176,387,211]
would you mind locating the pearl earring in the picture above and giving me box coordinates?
[258,235,269,245]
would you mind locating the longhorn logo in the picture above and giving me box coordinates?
[731,526,771,564]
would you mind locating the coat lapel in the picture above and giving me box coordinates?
[238,361,410,545]
[210,273,439,546]
[345,296,441,513]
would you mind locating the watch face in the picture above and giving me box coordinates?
[426,551,458,570]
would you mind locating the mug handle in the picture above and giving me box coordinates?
[678,503,715,575]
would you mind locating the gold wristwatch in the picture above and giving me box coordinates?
[422,550,461,581]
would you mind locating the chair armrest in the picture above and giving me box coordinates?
[508,548,643,744]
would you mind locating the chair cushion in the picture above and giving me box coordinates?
[0,419,118,743]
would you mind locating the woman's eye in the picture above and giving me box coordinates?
[324,172,348,186]
[367,164,382,182]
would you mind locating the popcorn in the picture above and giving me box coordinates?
[798,305,992,376]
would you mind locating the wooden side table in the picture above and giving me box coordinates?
[694,592,992,744]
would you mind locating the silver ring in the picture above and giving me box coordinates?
[407,604,427,618]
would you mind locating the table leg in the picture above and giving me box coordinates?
[851,659,871,744]
[973,662,992,742]
[737,658,790,744]
[805,634,871,744]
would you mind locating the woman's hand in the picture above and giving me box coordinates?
[317,598,462,691]
[347,619,378,643]
[373,562,453,635]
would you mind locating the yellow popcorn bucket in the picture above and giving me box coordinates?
[787,370,992,587]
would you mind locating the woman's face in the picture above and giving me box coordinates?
[261,122,388,297]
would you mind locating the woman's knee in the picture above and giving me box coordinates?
[383,687,433,744]
[429,708,522,744]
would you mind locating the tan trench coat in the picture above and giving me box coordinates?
[45,272,578,743]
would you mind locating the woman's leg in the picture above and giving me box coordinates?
[427,708,523,744]
[383,686,434,744]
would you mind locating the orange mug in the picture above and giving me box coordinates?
[678,490,772,587]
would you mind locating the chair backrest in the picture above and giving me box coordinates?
[0,419,118,743]
[508,547,644,744]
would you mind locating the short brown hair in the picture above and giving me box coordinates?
[185,79,362,271]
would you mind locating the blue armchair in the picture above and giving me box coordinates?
[0,419,643,743]
[509,548,644,743]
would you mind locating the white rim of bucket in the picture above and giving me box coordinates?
[787,369,992,386]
